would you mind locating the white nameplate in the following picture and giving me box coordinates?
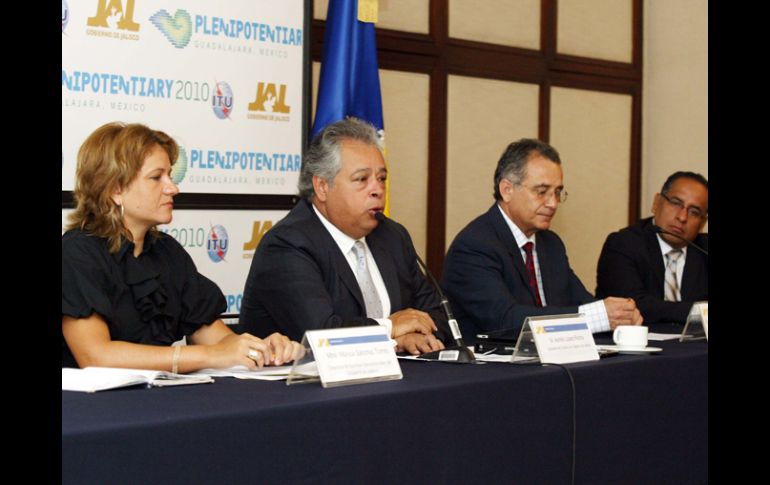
[681,301,708,342]
[699,302,708,340]
[529,316,599,364]
[305,326,402,388]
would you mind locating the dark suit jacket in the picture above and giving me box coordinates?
[240,199,449,342]
[595,217,708,324]
[441,204,595,342]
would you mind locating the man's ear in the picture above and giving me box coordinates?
[651,193,661,215]
[697,215,708,232]
[313,175,329,202]
[499,179,513,202]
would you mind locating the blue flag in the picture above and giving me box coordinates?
[311,0,384,140]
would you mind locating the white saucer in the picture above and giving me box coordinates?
[599,345,662,355]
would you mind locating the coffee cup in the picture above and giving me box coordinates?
[612,325,648,350]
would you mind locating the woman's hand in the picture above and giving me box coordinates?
[207,332,273,369]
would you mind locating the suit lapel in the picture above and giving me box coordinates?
[680,251,704,300]
[489,205,538,302]
[535,233,553,303]
[367,232,402,311]
[304,201,367,311]
[331,244,367,310]
[644,222,667,298]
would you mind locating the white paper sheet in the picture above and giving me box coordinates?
[648,332,681,341]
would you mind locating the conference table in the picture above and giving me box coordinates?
[62,326,707,484]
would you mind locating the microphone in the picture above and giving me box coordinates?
[653,225,708,256]
[374,212,475,363]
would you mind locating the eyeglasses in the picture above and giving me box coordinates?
[660,193,706,219]
[519,184,568,203]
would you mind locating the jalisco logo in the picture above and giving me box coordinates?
[212,82,234,120]
[150,9,192,49]
[86,0,140,40]
[207,224,229,263]
[170,147,188,185]
[62,0,69,33]
[247,82,291,122]
[242,220,274,259]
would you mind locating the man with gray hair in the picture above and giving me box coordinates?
[441,138,642,343]
[240,118,448,354]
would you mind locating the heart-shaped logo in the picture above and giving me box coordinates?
[170,147,188,185]
[150,9,192,49]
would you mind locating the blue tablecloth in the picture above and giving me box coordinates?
[62,330,707,484]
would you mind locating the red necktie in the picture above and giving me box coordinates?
[522,242,543,307]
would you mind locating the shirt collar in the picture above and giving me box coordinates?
[655,233,687,259]
[114,231,157,261]
[312,203,363,255]
[497,203,537,250]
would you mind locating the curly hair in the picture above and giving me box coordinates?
[66,122,178,253]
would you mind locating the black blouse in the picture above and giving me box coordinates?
[61,229,226,367]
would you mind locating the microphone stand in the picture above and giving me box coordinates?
[374,212,476,363]
[413,257,476,363]
[653,225,708,256]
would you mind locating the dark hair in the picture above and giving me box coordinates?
[493,138,561,200]
[298,117,383,199]
[661,171,708,195]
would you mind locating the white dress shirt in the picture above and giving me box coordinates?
[497,205,610,333]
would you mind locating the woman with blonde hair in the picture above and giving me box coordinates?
[62,122,303,372]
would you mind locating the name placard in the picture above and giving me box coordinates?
[699,302,708,340]
[680,301,708,342]
[528,315,599,364]
[306,326,402,388]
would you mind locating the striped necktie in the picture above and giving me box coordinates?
[522,242,543,307]
[664,249,683,302]
[352,241,383,318]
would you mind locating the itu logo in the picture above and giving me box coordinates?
[212,82,234,120]
[170,147,188,185]
[150,9,193,49]
[206,224,229,262]
[62,0,69,32]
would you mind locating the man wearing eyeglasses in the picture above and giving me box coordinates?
[596,172,708,324]
[441,138,643,342]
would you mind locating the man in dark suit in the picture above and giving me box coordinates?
[441,138,642,342]
[596,172,708,324]
[240,118,447,355]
